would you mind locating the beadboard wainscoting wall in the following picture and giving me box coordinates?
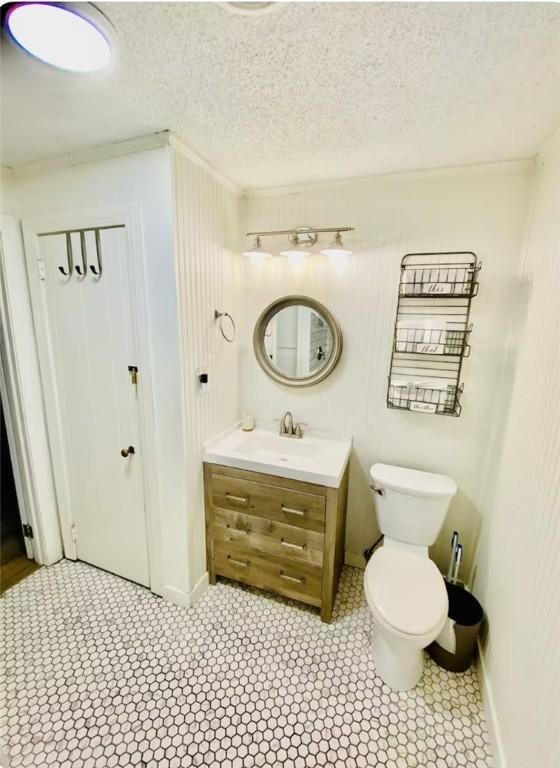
[240,162,533,575]
[475,132,560,768]
[171,138,242,593]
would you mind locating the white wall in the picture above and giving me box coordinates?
[240,162,533,575]
[475,132,560,768]
[1,166,19,216]
[14,146,191,598]
[171,138,241,592]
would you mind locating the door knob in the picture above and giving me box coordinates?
[120,446,135,458]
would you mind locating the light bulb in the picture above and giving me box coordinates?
[243,236,272,261]
[281,249,308,266]
[320,232,352,259]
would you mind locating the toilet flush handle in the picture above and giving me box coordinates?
[369,484,385,496]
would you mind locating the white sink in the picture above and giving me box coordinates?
[203,426,352,488]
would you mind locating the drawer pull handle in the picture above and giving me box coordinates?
[281,539,306,551]
[228,556,249,568]
[281,505,307,517]
[226,524,249,536]
[280,571,305,584]
[226,493,249,505]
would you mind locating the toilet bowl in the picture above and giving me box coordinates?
[365,463,457,691]
[364,546,448,690]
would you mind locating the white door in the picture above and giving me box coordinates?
[38,226,149,586]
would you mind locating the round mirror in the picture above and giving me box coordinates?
[253,296,342,386]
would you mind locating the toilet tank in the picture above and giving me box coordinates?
[371,463,457,546]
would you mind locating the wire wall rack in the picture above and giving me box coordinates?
[387,251,481,417]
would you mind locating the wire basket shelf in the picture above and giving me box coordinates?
[387,252,480,417]
[394,325,472,357]
[387,383,463,416]
[399,260,480,298]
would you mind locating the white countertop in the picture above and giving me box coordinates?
[203,425,352,488]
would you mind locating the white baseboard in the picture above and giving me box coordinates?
[161,571,209,609]
[345,551,365,569]
[160,584,191,608]
[476,640,507,768]
[189,570,209,605]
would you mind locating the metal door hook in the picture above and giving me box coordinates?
[90,229,103,279]
[75,231,87,278]
[58,233,74,277]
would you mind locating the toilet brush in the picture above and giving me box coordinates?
[452,544,463,584]
[447,531,459,581]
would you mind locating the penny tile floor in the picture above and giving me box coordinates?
[1,561,493,767]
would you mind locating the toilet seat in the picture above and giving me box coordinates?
[364,548,448,637]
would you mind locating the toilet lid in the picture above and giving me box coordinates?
[365,549,448,636]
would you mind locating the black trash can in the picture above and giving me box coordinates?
[428,581,483,673]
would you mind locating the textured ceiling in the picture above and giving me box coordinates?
[1,2,559,188]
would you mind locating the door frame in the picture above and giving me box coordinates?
[0,222,36,561]
[22,205,163,594]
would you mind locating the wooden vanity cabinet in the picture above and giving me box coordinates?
[203,462,349,622]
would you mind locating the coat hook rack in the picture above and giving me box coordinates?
[39,223,123,282]
[214,310,236,343]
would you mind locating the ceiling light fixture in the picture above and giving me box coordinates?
[4,3,113,73]
[221,2,283,16]
[320,231,353,259]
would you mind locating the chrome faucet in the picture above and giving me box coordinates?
[279,411,303,439]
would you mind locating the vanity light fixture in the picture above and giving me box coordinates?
[245,225,354,263]
[4,2,113,73]
[320,231,353,259]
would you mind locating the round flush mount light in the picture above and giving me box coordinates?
[221,2,283,16]
[4,3,113,73]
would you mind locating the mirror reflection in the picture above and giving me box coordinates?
[264,305,334,379]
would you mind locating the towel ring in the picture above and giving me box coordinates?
[214,310,236,343]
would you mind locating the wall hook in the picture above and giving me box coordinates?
[58,233,74,277]
[89,229,103,279]
[75,231,87,278]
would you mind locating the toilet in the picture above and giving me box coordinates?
[364,463,457,691]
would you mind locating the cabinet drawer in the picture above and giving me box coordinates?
[211,473,325,532]
[214,540,322,607]
[213,508,324,567]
